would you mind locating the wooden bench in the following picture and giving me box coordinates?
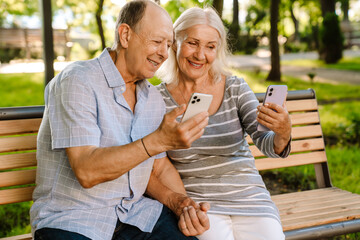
[1,89,360,240]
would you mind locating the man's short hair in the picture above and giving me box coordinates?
[111,0,148,51]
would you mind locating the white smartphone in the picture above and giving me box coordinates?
[181,93,213,123]
[257,85,288,131]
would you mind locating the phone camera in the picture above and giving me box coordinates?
[269,93,272,96]
[270,88,274,92]
[191,100,196,104]
[193,96,198,99]
[197,99,200,102]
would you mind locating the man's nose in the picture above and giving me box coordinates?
[158,42,169,60]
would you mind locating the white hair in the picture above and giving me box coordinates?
[157,7,232,86]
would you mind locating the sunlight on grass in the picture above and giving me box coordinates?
[0,73,45,107]
[282,57,360,71]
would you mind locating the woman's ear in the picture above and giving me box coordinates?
[118,24,131,48]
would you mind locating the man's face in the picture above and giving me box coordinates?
[126,4,173,81]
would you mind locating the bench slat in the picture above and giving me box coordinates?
[246,125,323,144]
[250,138,325,157]
[0,169,36,188]
[0,233,32,240]
[279,196,360,217]
[255,151,327,170]
[290,112,320,125]
[0,186,35,205]
[282,208,360,231]
[285,99,318,112]
[0,135,37,153]
[272,188,360,231]
[0,118,41,136]
[0,152,37,171]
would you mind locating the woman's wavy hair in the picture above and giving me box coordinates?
[157,7,232,85]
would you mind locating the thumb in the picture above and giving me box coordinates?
[199,202,211,212]
[166,104,186,121]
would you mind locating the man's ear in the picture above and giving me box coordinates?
[118,24,131,48]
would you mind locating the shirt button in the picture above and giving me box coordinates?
[120,87,125,92]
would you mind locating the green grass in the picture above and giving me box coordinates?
[282,57,360,71]
[0,73,44,107]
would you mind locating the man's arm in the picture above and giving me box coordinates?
[146,157,210,236]
[66,105,209,188]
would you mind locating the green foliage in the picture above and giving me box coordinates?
[319,13,344,64]
[320,102,360,146]
[0,202,32,238]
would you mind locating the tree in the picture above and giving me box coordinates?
[228,0,240,52]
[266,0,281,81]
[212,0,224,18]
[319,0,343,63]
[95,0,106,50]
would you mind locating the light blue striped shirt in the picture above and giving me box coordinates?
[31,49,165,240]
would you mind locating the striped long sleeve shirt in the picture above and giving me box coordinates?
[157,76,291,223]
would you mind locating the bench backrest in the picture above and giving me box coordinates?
[0,89,331,205]
[0,106,43,205]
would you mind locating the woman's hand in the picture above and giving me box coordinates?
[257,102,291,154]
[178,202,210,236]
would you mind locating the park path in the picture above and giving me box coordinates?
[227,49,360,85]
[1,49,360,85]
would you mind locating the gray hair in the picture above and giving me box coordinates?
[157,7,231,85]
[111,0,148,52]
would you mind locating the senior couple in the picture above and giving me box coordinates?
[30,1,291,240]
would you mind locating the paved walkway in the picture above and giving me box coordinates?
[227,49,360,85]
[1,49,360,85]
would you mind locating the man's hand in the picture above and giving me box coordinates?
[153,105,209,152]
[165,192,210,236]
[178,202,210,236]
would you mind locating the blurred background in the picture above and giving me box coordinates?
[0,0,359,239]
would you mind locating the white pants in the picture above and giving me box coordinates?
[197,214,285,240]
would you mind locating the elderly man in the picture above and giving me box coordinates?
[30,1,209,240]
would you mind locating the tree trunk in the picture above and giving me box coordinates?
[212,0,224,18]
[289,2,299,42]
[266,0,281,82]
[229,0,240,52]
[341,0,349,21]
[96,0,106,50]
[320,0,335,17]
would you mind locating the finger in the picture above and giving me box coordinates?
[166,104,186,122]
[188,206,202,230]
[183,207,196,234]
[196,210,210,230]
[181,111,209,127]
[266,102,286,114]
[185,115,209,140]
[179,214,190,236]
[199,202,210,212]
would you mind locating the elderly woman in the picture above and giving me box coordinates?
[156,7,291,240]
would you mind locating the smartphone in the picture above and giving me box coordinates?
[257,85,288,131]
[181,93,213,122]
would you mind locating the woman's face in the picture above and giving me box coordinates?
[176,24,220,82]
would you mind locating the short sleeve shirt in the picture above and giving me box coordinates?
[30,49,166,240]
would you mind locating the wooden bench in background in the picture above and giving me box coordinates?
[1,89,360,240]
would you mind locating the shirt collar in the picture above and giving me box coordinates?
[98,48,125,88]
